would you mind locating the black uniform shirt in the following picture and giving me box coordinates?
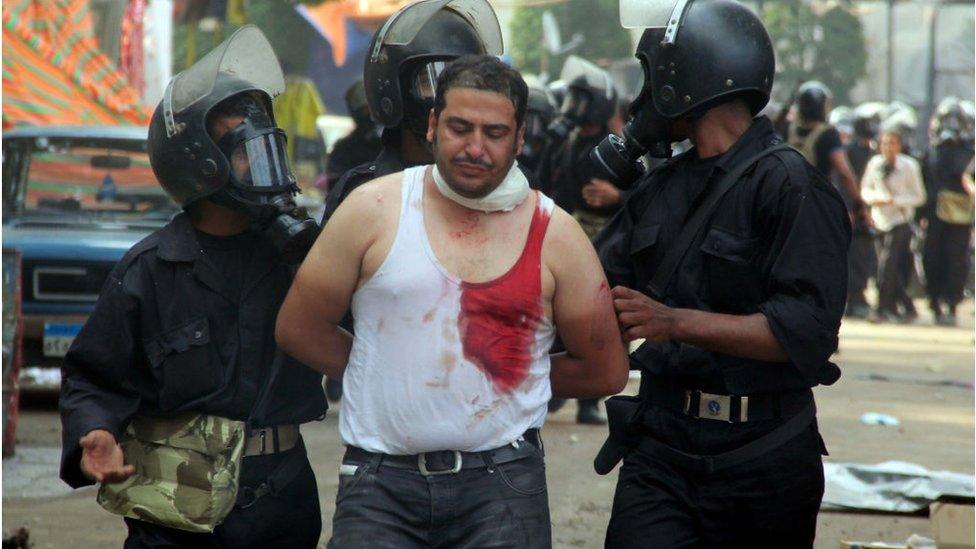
[596,117,850,395]
[322,146,407,224]
[59,213,326,488]
[326,128,382,185]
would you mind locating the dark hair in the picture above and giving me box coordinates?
[433,55,528,128]
[206,92,271,138]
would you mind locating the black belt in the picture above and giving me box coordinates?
[637,400,817,475]
[237,437,308,509]
[640,378,812,423]
[343,429,543,477]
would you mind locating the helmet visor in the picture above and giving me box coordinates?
[227,129,296,190]
[619,0,682,28]
[371,0,503,61]
[412,61,448,101]
[163,25,284,136]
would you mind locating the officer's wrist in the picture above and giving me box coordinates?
[667,307,694,343]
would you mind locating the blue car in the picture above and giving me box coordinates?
[2,125,178,391]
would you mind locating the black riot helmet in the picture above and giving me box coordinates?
[796,81,832,123]
[522,74,557,149]
[147,25,318,263]
[363,0,503,138]
[590,0,775,186]
[545,57,618,141]
[932,96,974,144]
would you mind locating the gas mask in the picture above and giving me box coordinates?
[546,87,593,142]
[147,25,319,264]
[211,106,319,264]
[589,0,777,189]
[589,84,673,190]
[546,56,618,142]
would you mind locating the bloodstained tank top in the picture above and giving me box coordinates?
[338,165,557,454]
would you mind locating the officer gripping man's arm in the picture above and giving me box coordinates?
[592,1,850,547]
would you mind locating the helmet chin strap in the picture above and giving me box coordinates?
[432,161,530,213]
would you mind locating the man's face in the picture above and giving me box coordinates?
[209,114,251,183]
[880,132,902,162]
[427,87,525,199]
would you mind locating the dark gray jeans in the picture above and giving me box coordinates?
[327,444,552,548]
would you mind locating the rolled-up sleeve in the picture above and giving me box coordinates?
[59,270,142,488]
[756,174,851,386]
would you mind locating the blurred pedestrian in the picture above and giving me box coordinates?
[921,97,976,326]
[844,103,885,318]
[861,130,926,322]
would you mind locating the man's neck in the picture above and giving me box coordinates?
[189,200,251,236]
[423,166,520,220]
[689,103,754,159]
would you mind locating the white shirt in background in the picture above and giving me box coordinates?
[861,153,926,232]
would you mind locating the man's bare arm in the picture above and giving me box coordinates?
[275,181,387,377]
[613,286,788,362]
[547,210,629,398]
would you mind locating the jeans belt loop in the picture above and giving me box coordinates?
[418,450,463,476]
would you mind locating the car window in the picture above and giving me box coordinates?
[22,142,177,220]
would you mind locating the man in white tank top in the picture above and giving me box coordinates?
[277,55,628,547]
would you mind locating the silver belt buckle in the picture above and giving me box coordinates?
[418,450,463,476]
[698,392,732,422]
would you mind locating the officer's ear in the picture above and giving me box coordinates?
[427,108,436,144]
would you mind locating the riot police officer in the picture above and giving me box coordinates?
[519,74,558,191]
[58,27,326,547]
[788,81,867,222]
[921,97,975,326]
[592,1,850,545]
[325,79,382,187]
[321,0,503,223]
[543,55,622,235]
[845,102,885,318]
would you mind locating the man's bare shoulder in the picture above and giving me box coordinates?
[329,171,405,226]
[542,205,599,269]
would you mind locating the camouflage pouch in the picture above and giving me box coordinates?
[97,414,246,533]
[936,190,975,224]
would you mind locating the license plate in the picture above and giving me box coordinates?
[43,323,82,358]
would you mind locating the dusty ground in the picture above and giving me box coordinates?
[3,302,973,548]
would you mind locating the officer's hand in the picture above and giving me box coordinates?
[80,429,135,484]
[611,286,675,343]
[582,179,621,209]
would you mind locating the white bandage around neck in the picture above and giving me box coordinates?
[431,161,530,213]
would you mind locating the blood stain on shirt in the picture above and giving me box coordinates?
[458,204,549,394]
